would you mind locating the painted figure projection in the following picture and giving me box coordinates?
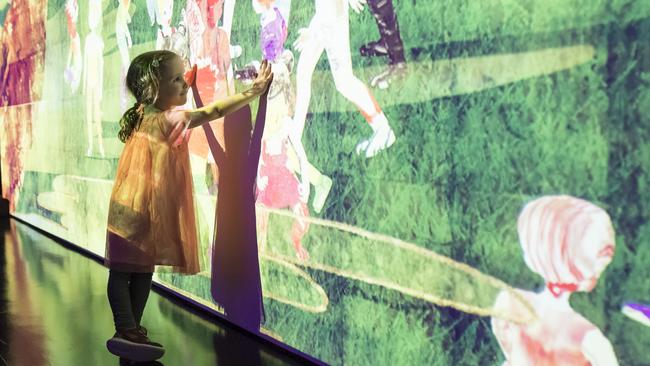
[491,196,619,365]
[116,0,133,112]
[2,1,648,365]
[83,0,105,157]
[293,0,396,161]
[64,0,83,93]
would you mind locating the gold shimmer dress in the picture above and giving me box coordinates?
[105,109,200,274]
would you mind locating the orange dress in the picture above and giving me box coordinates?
[105,109,200,274]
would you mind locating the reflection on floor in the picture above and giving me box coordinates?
[0,217,314,366]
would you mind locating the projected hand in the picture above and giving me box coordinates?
[293,28,313,53]
[250,60,273,95]
[257,175,268,192]
[348,0,367,14]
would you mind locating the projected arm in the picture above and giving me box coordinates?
[582,330,619,366]
[287,124,310,202]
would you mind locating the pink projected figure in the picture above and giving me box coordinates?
[292,0,396,160]
[64,0,82,94]
[256,51,310,260]
[184,0,205,67]
[491,195,619,365]
[246,0,333,214]
[186,0,233,192]
[83,0,105,157]
[200,0,233,96]
[116,0,133,112]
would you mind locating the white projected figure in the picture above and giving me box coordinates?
[146,0,160,26]
[221,0,241,83]
[250,0,332,214]
[64,0,82,94]
[293,0,396,158]
[83,0,105,157]
[116,0,132,112]
[156,0,174,50]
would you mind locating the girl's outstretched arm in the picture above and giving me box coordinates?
[187,60,273,129]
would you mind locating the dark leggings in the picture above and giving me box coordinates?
[107,270,153,331]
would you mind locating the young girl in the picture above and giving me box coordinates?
[104,50,273,361]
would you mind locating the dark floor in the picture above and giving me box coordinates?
[0,217,315,366]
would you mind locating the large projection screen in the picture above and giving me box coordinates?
[1,0,649,365]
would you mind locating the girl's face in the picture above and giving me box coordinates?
[155,56,189,109]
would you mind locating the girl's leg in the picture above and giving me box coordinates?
[107,270,137,331]
[129,272,154,327]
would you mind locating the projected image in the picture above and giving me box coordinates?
[2,0,649,365]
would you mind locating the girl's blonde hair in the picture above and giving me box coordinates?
[118,50,178,142]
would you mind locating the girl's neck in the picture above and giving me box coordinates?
[151,102,170,112]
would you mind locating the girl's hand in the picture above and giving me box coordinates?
[250,60,273,96]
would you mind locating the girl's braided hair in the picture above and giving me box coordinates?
[118,50,178,142]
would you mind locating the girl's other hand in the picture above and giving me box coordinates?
[250,60,273,96]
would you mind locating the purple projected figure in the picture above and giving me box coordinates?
[83,0,105,157]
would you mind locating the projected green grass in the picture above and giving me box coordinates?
[2,0,649,364]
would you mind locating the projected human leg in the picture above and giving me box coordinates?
[293,0,396,160]
[362,0,407,89]
[83,0,105,158]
